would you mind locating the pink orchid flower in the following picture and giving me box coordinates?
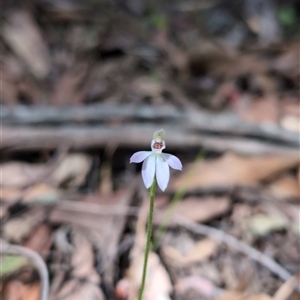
[130,129,182,191]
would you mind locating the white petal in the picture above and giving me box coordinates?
[161,153,182,170]
[142,154,156,189]
[156,155,170,191]
[130,151,152,163]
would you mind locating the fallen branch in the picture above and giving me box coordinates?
[1,104,298,147]
[1,124,298,156]
[0,104,182,125]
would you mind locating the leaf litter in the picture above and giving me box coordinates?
[1,1,299,299]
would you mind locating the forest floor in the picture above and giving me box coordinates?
[1,1,299,300]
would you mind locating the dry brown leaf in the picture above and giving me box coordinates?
[0,154,92,189]
[51,62,89,106]
[1,78,18,105]
[162,238,218,266]
[85,190,135,295]
[186,43,268,79]
[0,204,9,219]
[0,162,46,188]
[50,191,132,230]
[159,196,230,223]
[2,54,25,80]
[4,280,40,300]
[50,154,92,188]
[51,188,134,296]
[231,204,252,224]
[0,187,23,203]
[237,96,279,124]
[161,245,185,265]
[55,229,105,300]
[273,41,300,78]
[246,295,273,300]
[215,291,244,300]
[71,230,99,282]
[2,11,51,78]
[184,238,218,264]
[284,204,300,224]
[131,77,164,104]
[127,252,172,300]
[23,224,52,258]
[174,276,221,299]
[280,115,300,132]
[172,152,299,191]
[280,100,300,118]
[56,280,104,300]
[23,183,60,204]
[1,184,59,204]
[269,175,300,200]
[216,292,273,300]
[3,207,46,243]
[274,274,300,300]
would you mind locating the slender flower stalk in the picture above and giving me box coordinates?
[138,178,156,300]
[130,129,182,299]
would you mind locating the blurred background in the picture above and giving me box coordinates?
[0,0,299,299]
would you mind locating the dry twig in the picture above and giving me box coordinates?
[0,241,49,300]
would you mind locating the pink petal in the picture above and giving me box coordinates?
[130,151,152,163]
[156,155,170,191]
[142,154,156,188]
[162,153,182,170]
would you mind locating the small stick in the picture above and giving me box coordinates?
[173,216,295,286]
[0,242,49,300]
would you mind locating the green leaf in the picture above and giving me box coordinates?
[150,13,166,30]
[0,255,28,276]
[278,5,297,27]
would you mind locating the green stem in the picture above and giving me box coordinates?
[138,178,157,300]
